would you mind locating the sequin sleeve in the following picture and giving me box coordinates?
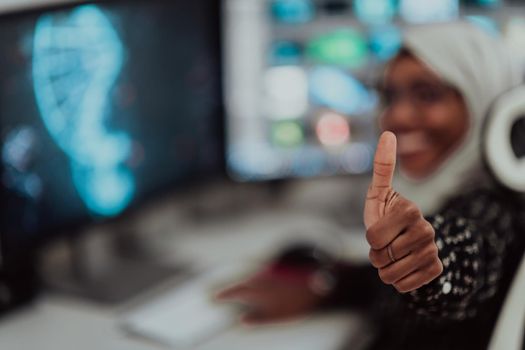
[405,190,517,321]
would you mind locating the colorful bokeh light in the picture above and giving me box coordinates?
[228,143,283,180]
[291,146,326,177]
[369,25,402,61]
[2,126,43,199]
[271,120,304,148]
[264,66,309,119]
[271,0,315,24]
[477,0,500,6]
[341,143,373,173]
[307,29,368,68]
[315,111,351,147]
[354,0,397,25]
[270,40,302,65]
[309,66,376,116]
[463,0,500,7]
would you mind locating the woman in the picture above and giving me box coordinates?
[218,22,525,349]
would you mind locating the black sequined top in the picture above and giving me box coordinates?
[331,187,525,350]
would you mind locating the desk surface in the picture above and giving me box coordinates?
[0,209,371,350]
[0,297,366,350]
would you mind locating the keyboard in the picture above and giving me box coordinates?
[119,264,251,349]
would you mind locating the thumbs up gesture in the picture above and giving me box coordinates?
[364,132,443,293]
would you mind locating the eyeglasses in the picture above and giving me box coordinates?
[378,81,459,110]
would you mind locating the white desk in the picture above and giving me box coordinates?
[0,297,366,350]
[0,208,371,350]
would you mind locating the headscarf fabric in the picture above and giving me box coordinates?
[392,21,524,214]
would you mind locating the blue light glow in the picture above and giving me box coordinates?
[271,0,315,24]
[71,165,135,216]
[309,66,377,115]
[472,0,500,7]
[270,40,302,65]
[228,143,283,180]
[354,0,397,25]
[369,25,402,61]
[341,143,373,173]
[2,126,43,199]
[400,0,459,24]
[291,146,326,177]
[2,127,37,172]
[33,5,135,217]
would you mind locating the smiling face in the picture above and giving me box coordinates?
[379,51,470,179]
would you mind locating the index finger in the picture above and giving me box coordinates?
[371,131,397,191]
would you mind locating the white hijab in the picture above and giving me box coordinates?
[392,22,524,215]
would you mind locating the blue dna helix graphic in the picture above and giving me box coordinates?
[32,5,135,217]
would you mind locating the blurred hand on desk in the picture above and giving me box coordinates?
[216,263,325,325]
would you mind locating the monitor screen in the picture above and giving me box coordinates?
[223,0,524,181]
[0,0,223,241]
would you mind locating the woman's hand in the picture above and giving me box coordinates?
[364,132,443,293]
[215,265,325,325]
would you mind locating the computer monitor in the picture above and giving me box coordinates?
[0,0,223,246]
[223,0,519,181]
[0,0,223,305]
[224,0,382,181]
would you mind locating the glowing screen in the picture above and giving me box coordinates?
[1,0,222,237]
[225,0,520,181]
[33,5,133,216]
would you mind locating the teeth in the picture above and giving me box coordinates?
[396,132,430,155]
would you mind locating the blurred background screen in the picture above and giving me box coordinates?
[3,0,525,240]
[0,0,223,243]
[224,0,525,181]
